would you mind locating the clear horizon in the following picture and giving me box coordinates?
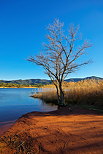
[0,0,103,80]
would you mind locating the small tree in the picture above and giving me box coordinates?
[28,19,91,107]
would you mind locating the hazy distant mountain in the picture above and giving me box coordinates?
[0,76,103,85]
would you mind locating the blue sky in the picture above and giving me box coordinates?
[0,0,103,80]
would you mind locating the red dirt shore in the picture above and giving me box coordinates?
[0,121,15,136]
[0,107,103,154]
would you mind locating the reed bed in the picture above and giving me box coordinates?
[33,79,103,108]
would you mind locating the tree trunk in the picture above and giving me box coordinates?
[55,84,61,105]
[55,81,65,108]
[59,82,65,106]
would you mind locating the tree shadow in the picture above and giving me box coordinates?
[20,106,103,119]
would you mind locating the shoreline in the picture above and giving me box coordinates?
[0,107,103,153]
[0,121,15,136]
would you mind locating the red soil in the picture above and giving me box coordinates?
[0,121,15,136]
[0,107,103,154]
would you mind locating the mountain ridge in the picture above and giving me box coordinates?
[0,76,103,85]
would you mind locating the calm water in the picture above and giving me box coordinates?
[0,88,57,125]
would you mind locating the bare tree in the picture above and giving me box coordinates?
[28,19,91,107]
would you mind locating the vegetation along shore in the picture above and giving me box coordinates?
[0,79,103,153]
[33,79,103,111]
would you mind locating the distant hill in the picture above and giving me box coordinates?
[0,76,103,85]
[65,76,103,82]
[0,79,51,85]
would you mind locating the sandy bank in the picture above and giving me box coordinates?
[0,107,103,154]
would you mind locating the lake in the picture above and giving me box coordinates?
[0,88,57,125]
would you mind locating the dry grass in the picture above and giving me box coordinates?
[33,79,103,108]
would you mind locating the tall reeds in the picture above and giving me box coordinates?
[33,79,103,108]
